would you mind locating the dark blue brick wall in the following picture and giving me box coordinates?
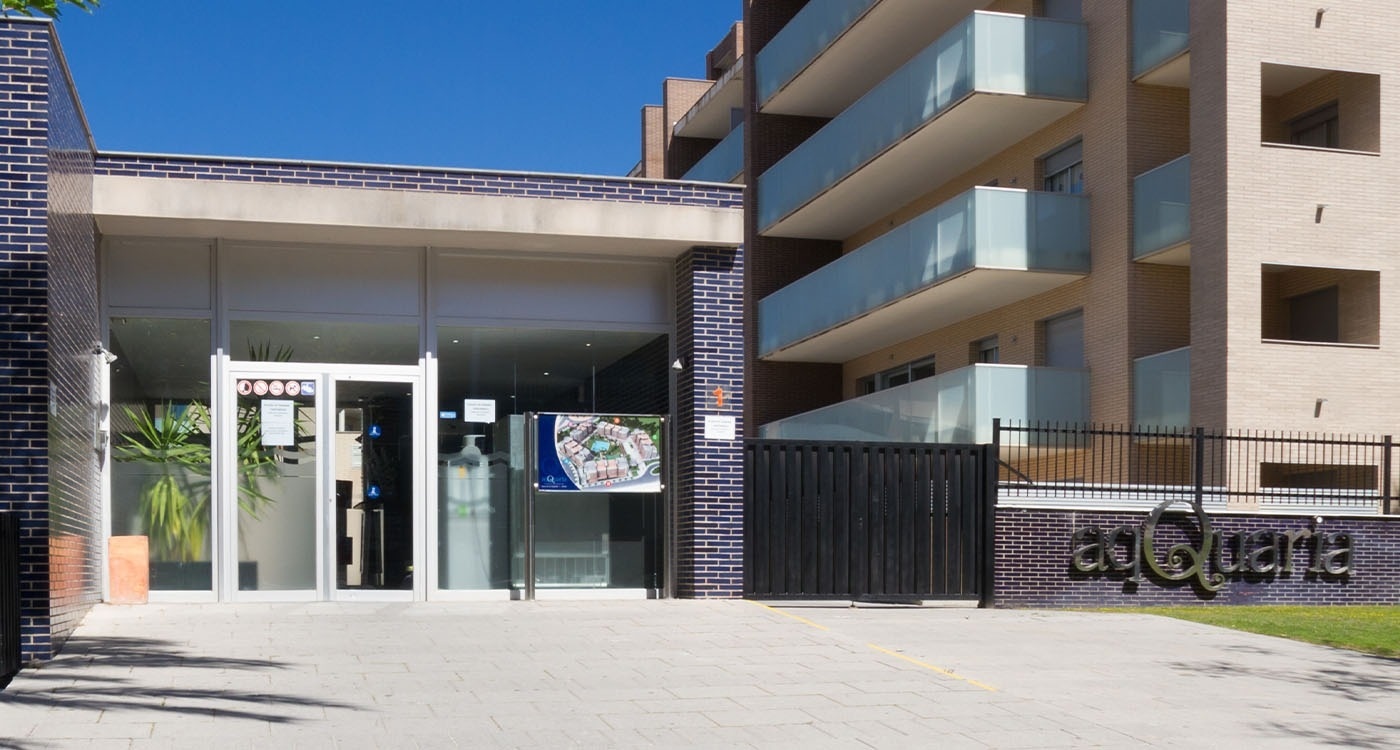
[0,19,99,663]
[94,154,742,209]
[995,506,1400,606]
[674,246,745,597]
[0,21,55,664]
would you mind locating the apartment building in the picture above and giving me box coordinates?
[739,0,1398,448]
[634,22,747,185]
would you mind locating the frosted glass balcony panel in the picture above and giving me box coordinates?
[1133,347,1190,429]
[758,188,1088,359]
[756,0,878,106]
[1132,0,1189,78]
[1133,155,1190,260]
[681,123,744,184]
[757,13,1086,234]
[758,364,1089,445]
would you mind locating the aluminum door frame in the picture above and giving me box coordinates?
[219,362,425,602]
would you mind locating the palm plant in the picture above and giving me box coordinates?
[114,401,279,562]
[115,341,297,562]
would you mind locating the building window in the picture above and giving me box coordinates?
[1290,101,1339,149]
[108,317,215,592]
[974,336,1000,364]
[1041,311,1085,368]
[1261,264,1379,345]
[1286,286,1340,342]
[1261,64,1379,152]
[1042,140,1084,194]
[859,356,935,395]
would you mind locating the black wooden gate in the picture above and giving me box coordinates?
[1,512,20,688]
[743,440,995,603]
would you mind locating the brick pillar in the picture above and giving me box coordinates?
[0,20,57,663]
[674,246,744,597]
[742,0,844,430]
[0,18,100,662]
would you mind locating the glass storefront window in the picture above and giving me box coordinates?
[532,493,663,589]
[230,319,419,365]
[108,317,213,591]
[435,326,669,591]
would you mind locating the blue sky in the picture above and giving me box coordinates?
[48,2,740,175]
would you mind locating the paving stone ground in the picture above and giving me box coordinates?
[1,600,1397,748]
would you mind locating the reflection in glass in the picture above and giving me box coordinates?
[236,385,317,591]
[230,319,419,366]
[434,327,668,591]
[532,493,662,589]
[109,317,213,591]
[334,380,414,591]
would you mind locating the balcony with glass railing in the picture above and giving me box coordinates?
[757,0,992,117]
[1132,0,1189,86]
[681,123,744,184]
[757,12,1087,240]
[1133,346,1190,429]
[1132,155,1190,264]
[759,187,1088,363]
[758,364,1089,445]
[673,57,744,141]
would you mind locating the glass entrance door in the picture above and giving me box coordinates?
[230,372,321,598]
[225,368,422,601]
[329,378,417,599]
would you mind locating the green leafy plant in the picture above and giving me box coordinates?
[1,0,98,17]
[114,402,279,562]
[115,341,299,562]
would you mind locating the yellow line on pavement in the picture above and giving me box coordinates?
[745,599,829,630]
[747,601,997,692]
[867,643,998,692]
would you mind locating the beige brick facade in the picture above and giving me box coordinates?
[732,0,1400,441]
[639,105,664,179]
[1209,0,1399,435]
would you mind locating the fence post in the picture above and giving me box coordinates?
[1385,435,1393,516]
[1194,427,1205,506]
[981,437,999,608]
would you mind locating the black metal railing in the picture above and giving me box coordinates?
[995,420,1395,514]
[0,511,20,688]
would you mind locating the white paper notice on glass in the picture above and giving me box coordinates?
[704,415,736,441]
[462,398,496,424]
[261,400,296,446]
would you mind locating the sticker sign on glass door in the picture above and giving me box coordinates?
[260,399,297,446]
[237,380,313,398]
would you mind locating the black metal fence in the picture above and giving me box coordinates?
[744,440,995,602]
[1,512,20,688]
[995,420,1396,514]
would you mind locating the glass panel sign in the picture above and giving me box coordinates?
[536,413,663,493]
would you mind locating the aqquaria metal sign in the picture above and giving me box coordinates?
[536,413,664,493]
[1070,498,1355,591]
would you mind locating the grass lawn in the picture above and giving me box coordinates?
[1121,606,1400,658]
